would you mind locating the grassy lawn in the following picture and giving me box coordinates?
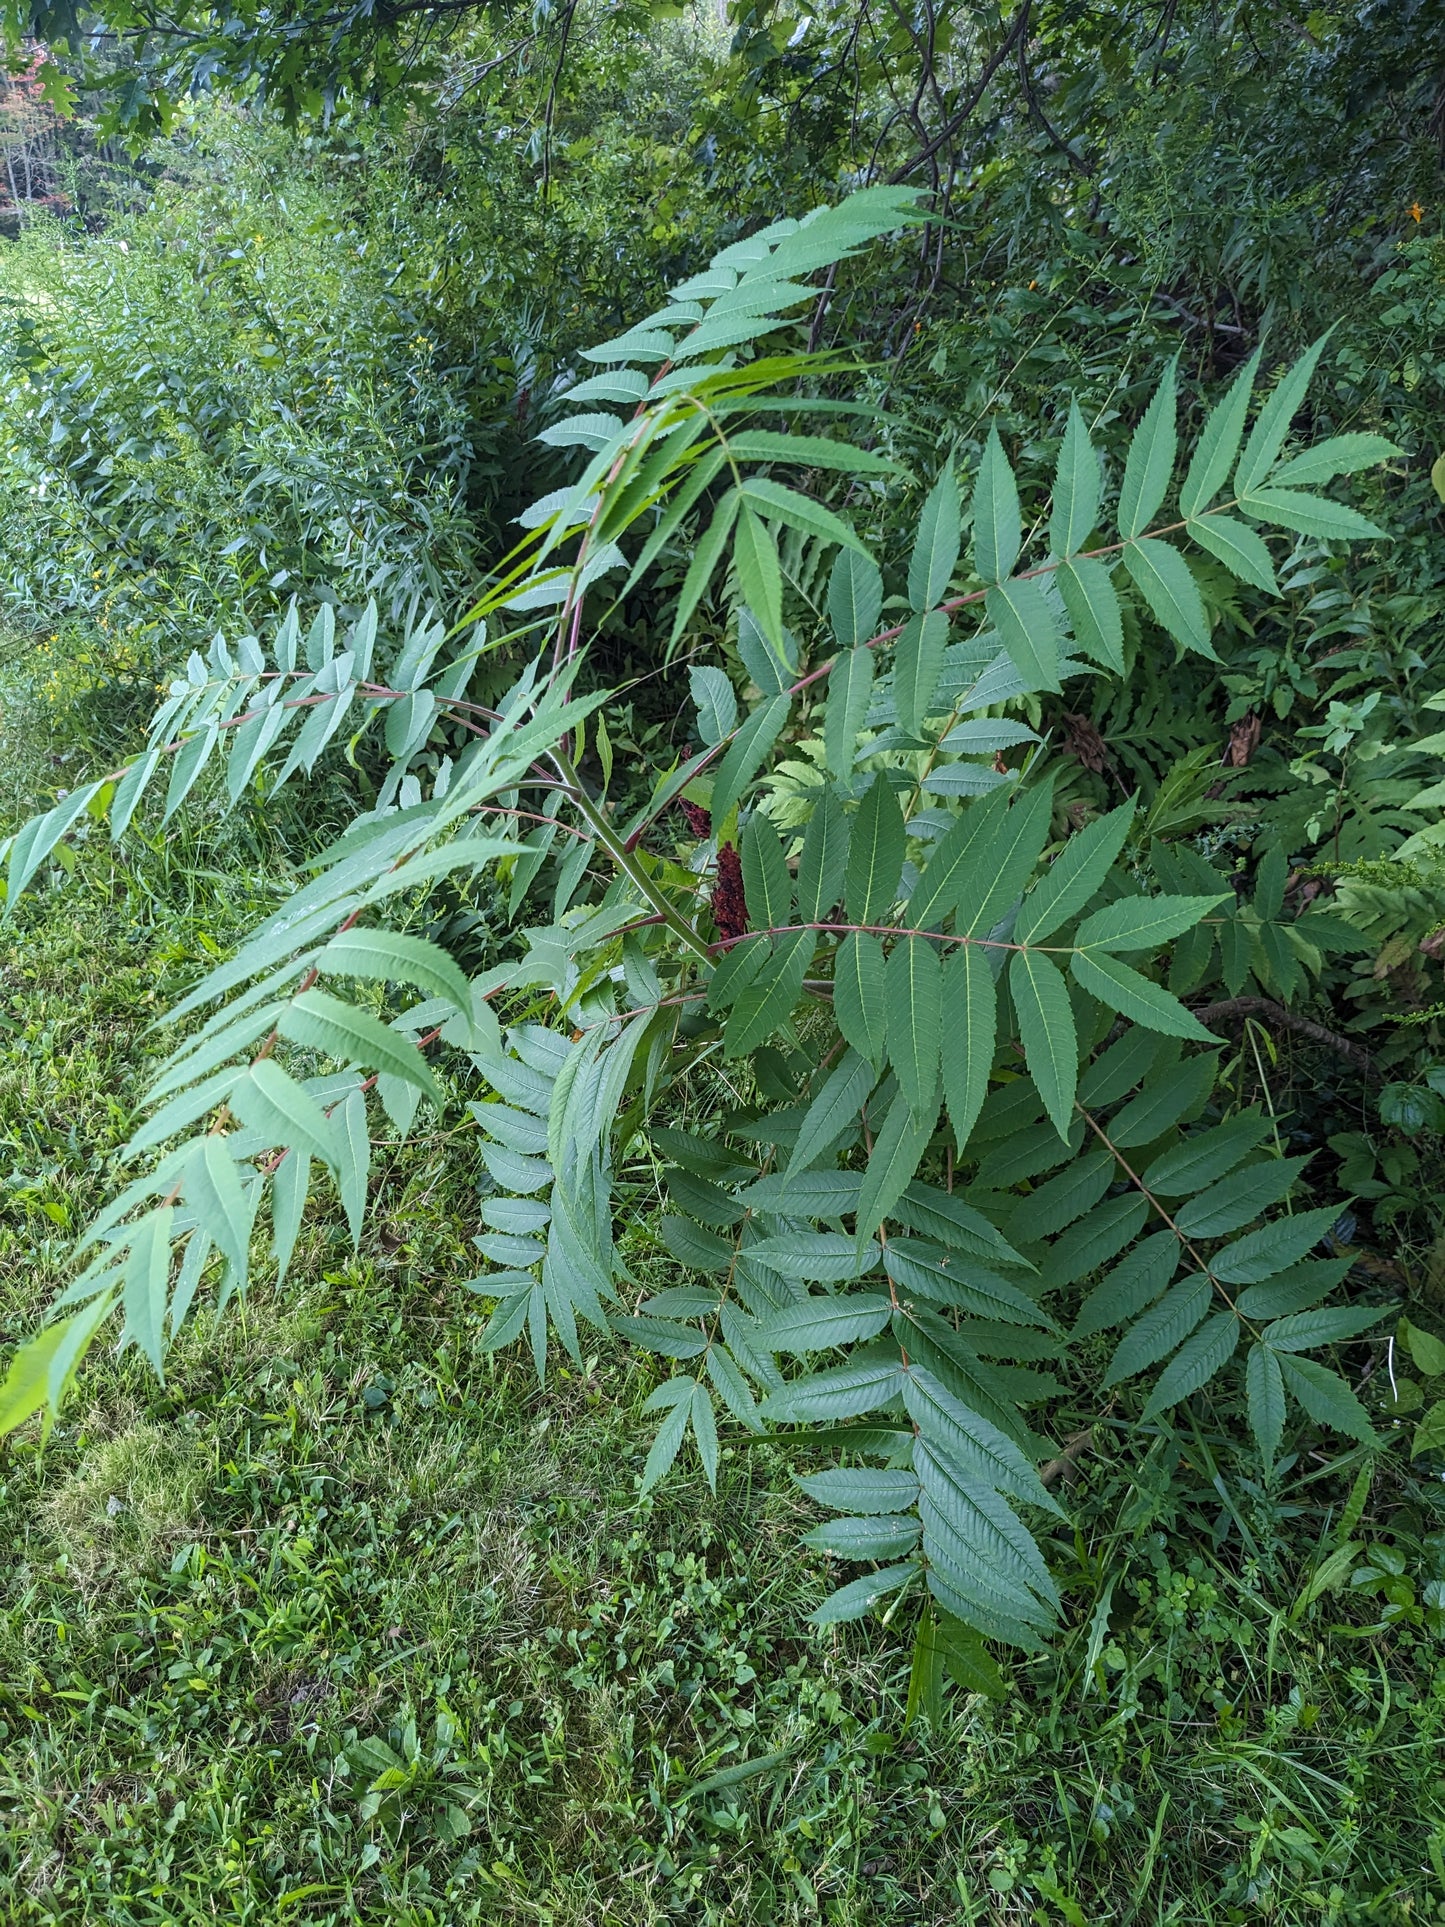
[2,625,1444,1925]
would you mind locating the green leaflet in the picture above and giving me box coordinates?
[1210,1205,1342,1285]
[894,610,950,737]
[1071,1230,1180,1341]
[833,931,888,1066]
[707,1346,764,1433]
[741,478,872,561]
[823,646,874,779]
[901,1364,1059,1515]
[797,1467,919,1513]
[1104,1052,1217,1149]
[809,1563,918,1626]
[1015,800,1135,944]
[1237,487,1383,542]
[846,772,906,924]
[318,926,472,1014]
[1261,1305,1386,1353]
[280,989,443,1103]
[1233,1264,1356,1325]
[827,547,884,649]
[907,783,1009,933]
[741,810,793,933]
[854,1086,938,1241]
[1057,558,1123,674]
[786,1049,876,1175]
[722,931,813,1056]
[1075,892,1229,954]
[883,1240,1052,1329]
[954,779,1056,941]
[1276,1353,1374,1444]
[885,936,942,1119]
[271,1150,310,1286]
[759,1292,893,1350]
[1144,1112,1272,1195]
[737,602,795,699]
[726,430,901,477]
[987,578,1061,692]
[1037,1193,1148,1292]
[908,465,961,612]
[1010,950,1077,1139]
[640,1385,692,1494]
[1122,539,1213,658]
[940,945,995,1154]
[1246,1342,1286,1461]
[229,1061,340,1172]
[1049,401,1099,559]
[5,780,107,910]
[973,427,1022,583]
[761,1358,906,1422]
[1007,1146,1112,1242]
[1140,1311,1240,1419]
[896,1184,1031,1270]
[122,1205,174,1377]
[111,745,163,838]
[1103,1272,1212,1386]
[797,785,849,924]
[915,1438,1058,1605]
[801,1516,921,1560]
[711,692,792,827]
[184,1137,254,1294]
[1070,949,1217,1040]
[748,1235,880,1283]
[0,1303,109,1440]
[612,1315,707,1360]
[1234,336,1330,495]
[1187,512,1279,593]
[691,665,738,746]
[1077,1023,1165,1107]
[1179,348,1261,516]
[1174,1156,1311,1239]
[733,501,785,648]
[1270,433,1400,488]
[336,1085,371,1243]
[1118,358,1178,538]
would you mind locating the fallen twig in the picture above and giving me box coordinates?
[1192,996,1379,1080]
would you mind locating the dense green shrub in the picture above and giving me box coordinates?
[0,114,487,653]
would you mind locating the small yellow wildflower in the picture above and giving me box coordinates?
[1410,202,1424,222]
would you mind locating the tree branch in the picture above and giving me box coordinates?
[1188,996,1379,1080]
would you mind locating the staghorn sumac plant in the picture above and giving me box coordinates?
[0,187,1400,1686]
